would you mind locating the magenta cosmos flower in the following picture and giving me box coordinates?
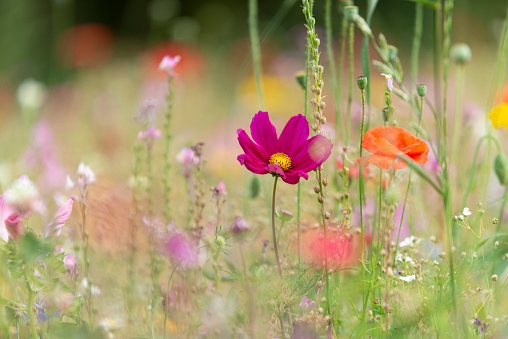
[237,111,333,184]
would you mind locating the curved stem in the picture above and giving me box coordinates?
[271,176,282,276]
[164,261,181,336]
[249,0,264,110]
[24,268,38,339]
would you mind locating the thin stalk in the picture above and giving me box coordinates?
[346,23,354,145]
[393,96,424,267]
[450,64,465,169]
[163,76,175,222]
[358,86,366,326]
[491,186,508,276]
[411,2,423,92]
[337,10,347,136]
[461,135,502,208]
[326,0,345,142]
[24,268,38,339]
[271,176,282,276]
[433,1,443,115]
[163,262,181,336]
[318,167,332,319]
[249,0,264,110]
[146,147,154,218]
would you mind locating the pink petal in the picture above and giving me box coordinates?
[277,114,310,158]
[237,129,269,163]
[237,154,269,175]
[250,111,278,156]
[292,135,333,173]
[0,195,13,242]
[5,214,23,241]
[45,198,74,238]
[282,170,309,184]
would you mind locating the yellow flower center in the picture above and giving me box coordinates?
[269,152,292,171]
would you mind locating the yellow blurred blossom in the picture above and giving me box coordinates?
[489,103,508,130]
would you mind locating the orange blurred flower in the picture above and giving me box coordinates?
[357,126,429,170]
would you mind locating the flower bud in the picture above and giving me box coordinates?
[416,84,427,97]
[357,76,368,91]
[387,46,398,62]
[343,6,358,22]
[295,71,306,90]
[382,107,393,124]
[494,153,508,185]
[492,274,498,281]
[451,43,472,64]
[231,217,251,236]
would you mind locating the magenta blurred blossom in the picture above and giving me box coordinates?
[163,231,198,268]
[176,147,199,165]
[237,111,332,184]
[230,217,251,235]
[299,296,317,309]
[159,55,181,76]
[45,198,74,238]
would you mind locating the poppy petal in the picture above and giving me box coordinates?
[250,111,278,155]
[278,114,309,157]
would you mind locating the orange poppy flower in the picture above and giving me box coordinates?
[357,126,429,170]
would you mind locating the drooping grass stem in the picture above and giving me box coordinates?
[249,0,263,110]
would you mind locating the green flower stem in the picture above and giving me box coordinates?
[271,176,282,276]
[433,2,443,114]
[358,86,366,325]
[392,96,424,267]
[164,262,180,336]
[317,167,332,319]
[146,146,154,218]
[249,0,263,110]
[326,0,345,142]
[24,268,38,339]
[462,135,501,208]
[450,64,465,171]
[411,2,423,92]
[346,23,354,145]
[163,75,174,222]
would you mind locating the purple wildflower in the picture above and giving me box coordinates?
[381,73,394,90]
[137,126,162,149]
[163,231,198,268]
[230,217,251,236]
[237,111,332,185]
[299,296,317,309]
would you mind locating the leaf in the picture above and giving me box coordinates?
[372,60,392,75]
[18,232,52,264]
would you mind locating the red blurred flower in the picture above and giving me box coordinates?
[357,126,429,170]
[57,23,114,68]
[141,42,205,80]
[300,228,361,270]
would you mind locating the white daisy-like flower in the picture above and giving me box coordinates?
[77,163,96,186]
[397,256,413,263]
[462,207,472,216]
[399,236,422,248]
[399,275,416,282]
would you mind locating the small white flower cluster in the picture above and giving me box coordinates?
[453,207,472,222]
[66,163,96,190]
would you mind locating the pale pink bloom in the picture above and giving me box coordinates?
[55,245,63,252]
[0,195,12,242]
[230,217,250,235]
[137,126,162,149]
[217,181,227,195]
[159,55,181,76]
[45,198,74,238]
[64,253,77,268]
[5,214,23,241]
[134,98,158,125]
[381,73,394,90]
[176,147,199,165]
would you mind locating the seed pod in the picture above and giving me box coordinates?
[494,153,508,185]
[357,76,368,91]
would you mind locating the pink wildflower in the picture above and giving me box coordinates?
[5,214,23,241]
[163,231,198,268]
[237,111,332,184]
[230,217,251,236]
[45,198,74,238]
[3,175,41,218]
[159,55,181,76]
[381,73,394,90]
[137,126,162,149]
[299,296,317,309]
[64,253,77,268]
